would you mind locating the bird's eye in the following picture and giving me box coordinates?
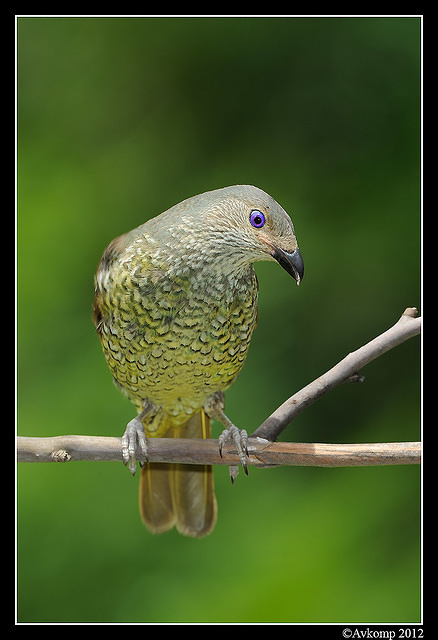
[249,210,265,228]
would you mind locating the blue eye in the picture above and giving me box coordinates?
[249,210,265,228]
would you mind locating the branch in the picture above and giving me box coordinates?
[17,435,421,467]
[17,307,421,469]
[252,307,421,441]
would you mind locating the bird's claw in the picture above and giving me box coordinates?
[218,425,249,481]
[121,417,149,476]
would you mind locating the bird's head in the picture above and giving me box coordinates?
[194,185,304,284]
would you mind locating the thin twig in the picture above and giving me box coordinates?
[252,307,421,441]
[16,435,421,467]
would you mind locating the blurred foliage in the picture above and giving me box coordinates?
[17,16,421,623]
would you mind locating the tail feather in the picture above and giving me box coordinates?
[172,411,217,537]
[139,409,217,538]
[139,462,176,534]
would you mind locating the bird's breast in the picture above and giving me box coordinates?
[97,263,259,421]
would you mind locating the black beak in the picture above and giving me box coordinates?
[271,246,304,285]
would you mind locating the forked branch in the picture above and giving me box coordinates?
[17,308,421,469]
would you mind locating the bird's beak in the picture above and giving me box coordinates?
[271,246,304,285]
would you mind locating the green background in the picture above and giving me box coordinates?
[17,16,421,623]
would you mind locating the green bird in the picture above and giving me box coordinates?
[93,185,303,537]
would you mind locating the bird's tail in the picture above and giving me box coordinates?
[139,409,217,538]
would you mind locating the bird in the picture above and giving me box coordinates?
[93,185,303,537]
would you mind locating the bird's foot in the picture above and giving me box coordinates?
[205,391,250,482]
[121,416,149,476]
[218,425,249,482]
